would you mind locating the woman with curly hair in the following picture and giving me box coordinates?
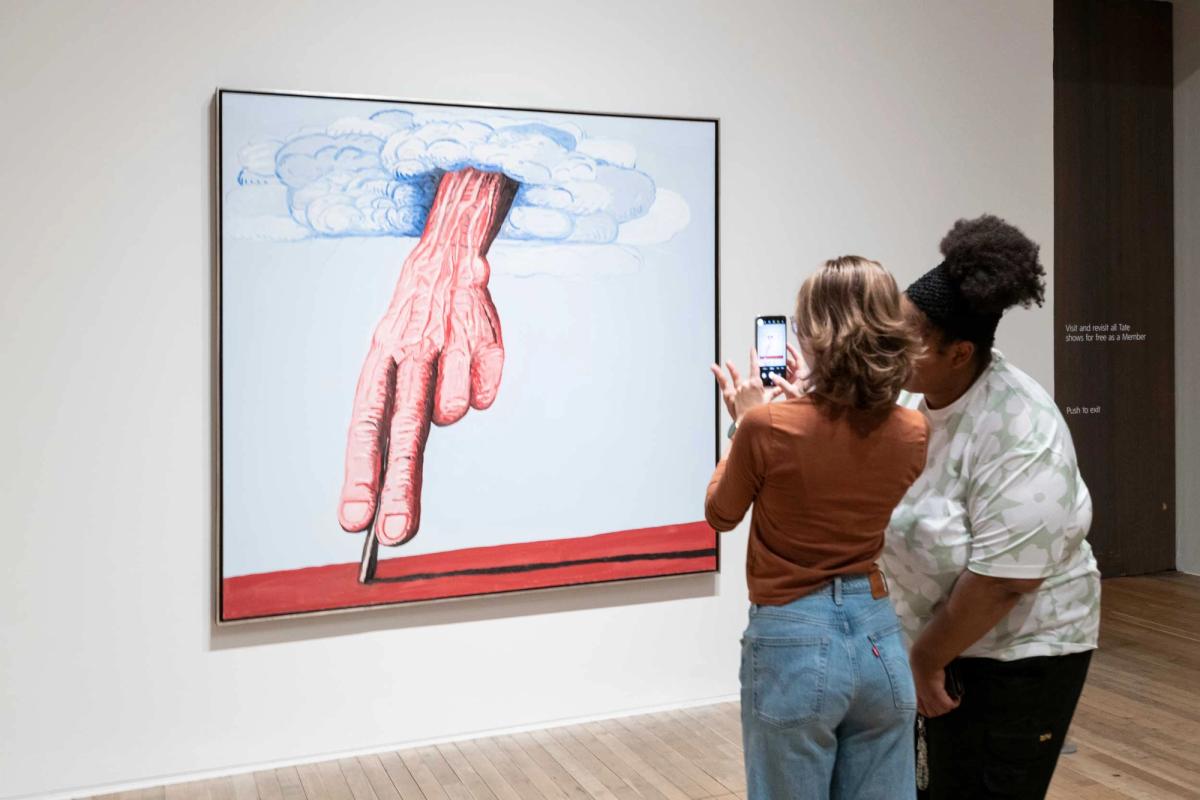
[881,215,1101,799]
[707,257,929,800]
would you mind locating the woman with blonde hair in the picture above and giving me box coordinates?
[707,256,928,800]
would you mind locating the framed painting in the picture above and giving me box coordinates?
[218,89,719,621]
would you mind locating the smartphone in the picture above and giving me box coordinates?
[755,315,788,386]
[945,662,965,702]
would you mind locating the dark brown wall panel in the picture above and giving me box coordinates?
[1054,0,1174,576]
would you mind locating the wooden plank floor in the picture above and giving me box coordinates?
[88,573,1200,800]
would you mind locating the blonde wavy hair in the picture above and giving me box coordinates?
[793,256,920,411]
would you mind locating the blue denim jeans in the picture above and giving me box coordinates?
[740,575,917,800]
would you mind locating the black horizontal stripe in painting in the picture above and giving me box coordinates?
[371,548,719,584]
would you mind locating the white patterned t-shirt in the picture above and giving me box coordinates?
[881,351,1101,661]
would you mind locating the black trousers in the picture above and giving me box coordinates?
[919,650,1093,800]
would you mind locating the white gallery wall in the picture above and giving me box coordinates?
[1176,0,1200,575]
[0,1,1053,796]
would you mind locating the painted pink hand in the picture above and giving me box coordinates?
[338,168,518,545]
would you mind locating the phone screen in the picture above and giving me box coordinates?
[756,316,787,385]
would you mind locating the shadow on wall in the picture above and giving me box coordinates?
[209,571,719,650]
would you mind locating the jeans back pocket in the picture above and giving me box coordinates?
[749,636,831,729]
[868,625,918,711]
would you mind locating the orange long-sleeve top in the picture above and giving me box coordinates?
[706,396,929,606]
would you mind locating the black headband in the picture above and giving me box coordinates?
[905,262,1001,348]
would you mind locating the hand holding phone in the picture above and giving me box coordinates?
[944,662,965,702]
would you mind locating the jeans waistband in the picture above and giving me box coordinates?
[751,572,884,615]
[820,574,874,594]
[820,574,876,606]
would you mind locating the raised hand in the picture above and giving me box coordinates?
[338,168,517,546]
[710,358,744,420]
[710,347,781,423]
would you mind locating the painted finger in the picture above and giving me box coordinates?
[373,355,436,546]
[470,345,504,410]
[433,297,472,426]
[470,288,504,410]
[338,343,395,533]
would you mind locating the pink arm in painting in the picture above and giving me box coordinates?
[338,168,518,545]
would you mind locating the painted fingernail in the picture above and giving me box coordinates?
[383,514,410,540]
[340,501,372,528]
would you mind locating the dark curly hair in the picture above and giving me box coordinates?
[941,214,1046,315]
